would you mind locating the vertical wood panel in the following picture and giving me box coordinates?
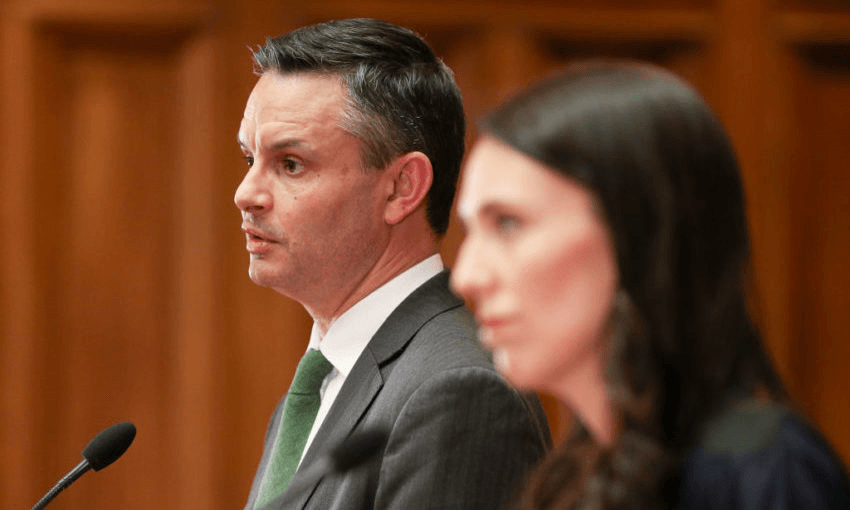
[173,31,219,510]
[712,0,790,375]
[791,47,850,461]
[2,2,219,508]
[0,8,41,508]
[60,37,175,508]
[36,26,196,509]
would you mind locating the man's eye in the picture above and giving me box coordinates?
[242,155,254,167]
[282,158,303,175]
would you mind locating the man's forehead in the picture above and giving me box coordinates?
[252,72,345,110]
[239,72,348,145]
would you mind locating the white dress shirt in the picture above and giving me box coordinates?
[299,254,444,464]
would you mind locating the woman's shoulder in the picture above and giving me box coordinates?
[678,401,850,510]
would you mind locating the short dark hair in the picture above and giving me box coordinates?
[483,61,787,509]
[252,18,466,236]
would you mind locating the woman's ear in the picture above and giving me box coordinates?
[384,151,433,225]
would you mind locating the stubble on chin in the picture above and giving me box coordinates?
[247,255,276,287]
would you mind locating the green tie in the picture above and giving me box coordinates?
[256,349,334,508]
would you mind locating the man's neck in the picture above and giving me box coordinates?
[309,250,439,336]
[307,214,440,335]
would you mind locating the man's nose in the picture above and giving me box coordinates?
[234,166,271,213]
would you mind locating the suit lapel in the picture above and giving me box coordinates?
[366,270,463,363]
[268,348,383,510]
[270,271,463,509]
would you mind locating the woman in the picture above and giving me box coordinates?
[451,61,850,509]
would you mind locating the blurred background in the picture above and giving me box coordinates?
[1,0,848,508]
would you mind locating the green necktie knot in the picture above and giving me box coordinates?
[289,349,334,395]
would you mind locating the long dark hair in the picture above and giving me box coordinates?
[482,61,787,509]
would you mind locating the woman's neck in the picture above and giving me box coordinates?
[553,360,616,447]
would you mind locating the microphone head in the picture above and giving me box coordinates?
[331,428,388,472]
[81,421,136,471]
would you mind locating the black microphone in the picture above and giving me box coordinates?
[261,428,388,509]
[31,421,137,510]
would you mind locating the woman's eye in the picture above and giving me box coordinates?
[242,155,254,167]
[496,215,521,233]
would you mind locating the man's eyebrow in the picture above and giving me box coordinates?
[268,139,305,151]
[237,137,306,152]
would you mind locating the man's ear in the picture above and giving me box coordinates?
[384,151,433,226]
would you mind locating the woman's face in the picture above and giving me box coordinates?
[451,136,619,398]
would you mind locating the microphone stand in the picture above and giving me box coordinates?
[31,460,91,510]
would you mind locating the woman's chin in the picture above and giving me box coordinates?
[494,350,541,391]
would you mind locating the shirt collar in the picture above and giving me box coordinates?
[307,254,444,377]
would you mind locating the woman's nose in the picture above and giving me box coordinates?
[450,235,491,302]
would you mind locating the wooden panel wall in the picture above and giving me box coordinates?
[1,0,848,508]
[0,1,223,507]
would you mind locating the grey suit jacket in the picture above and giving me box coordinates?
[245,271,551,510]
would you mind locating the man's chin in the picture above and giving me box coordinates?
[248,262,298,293]
[247,263,278,288]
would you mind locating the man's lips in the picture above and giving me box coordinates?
[242,225,273,241]
[241,226,277,253]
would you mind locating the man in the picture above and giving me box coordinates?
[235,18,551,510]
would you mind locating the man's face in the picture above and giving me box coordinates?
[235,72,390,314]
